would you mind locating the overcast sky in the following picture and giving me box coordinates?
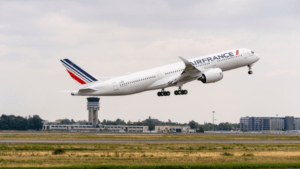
[0,0,300,124]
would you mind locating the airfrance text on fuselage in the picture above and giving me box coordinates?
[190,52,234,65]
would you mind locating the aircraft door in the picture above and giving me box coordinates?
[239,49,248,67]
[112,82,119,91]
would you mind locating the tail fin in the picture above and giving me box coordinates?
[60,59,98,84]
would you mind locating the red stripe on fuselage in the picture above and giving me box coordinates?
[66,69,86,84]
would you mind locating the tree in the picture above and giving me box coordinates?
[71,119,75,123]
[199,127,204,133]
[115,118,126,125]
[0,114,43,130]
[188,120,198,129]
[198,123,213,131]
[28,115,43,130]
[148,123,155,131]
[60,119,71,124]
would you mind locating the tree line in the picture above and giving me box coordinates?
[101,118,239,132]
[0,114,43,130]
[188,120,239,132]
[0,114,238,132]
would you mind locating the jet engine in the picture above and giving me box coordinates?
[198,68,223,83]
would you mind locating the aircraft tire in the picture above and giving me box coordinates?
[248,71,253,75]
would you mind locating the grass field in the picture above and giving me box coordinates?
[1,132,300,168]
[1,143,300,167]
[1,132,300,140]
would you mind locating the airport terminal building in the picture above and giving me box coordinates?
[43,123,149,132]
[240,116,300,131]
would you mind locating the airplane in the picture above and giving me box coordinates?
[60,48,260,97]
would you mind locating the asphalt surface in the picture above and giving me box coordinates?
[1,139,300,144]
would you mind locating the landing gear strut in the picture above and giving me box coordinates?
[174,86,188,95]
[248,65,253,75]
[157,88,171,97]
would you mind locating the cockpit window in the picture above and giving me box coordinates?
[251,51,254,54]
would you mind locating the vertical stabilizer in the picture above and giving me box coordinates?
[60,59,98,84]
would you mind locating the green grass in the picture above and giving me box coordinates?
[1,142,300,152]
[2,163,300,169]
[242,153,254,156]
[52,148,66,155]
[1,143,300,167]
[221,152,234,156]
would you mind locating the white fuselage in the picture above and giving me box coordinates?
[73,48,260,96]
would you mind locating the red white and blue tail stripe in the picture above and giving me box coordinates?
[60,59,98,84]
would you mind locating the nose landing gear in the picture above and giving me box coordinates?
[248,65,253,75]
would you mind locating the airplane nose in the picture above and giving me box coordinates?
[256,53,260,60]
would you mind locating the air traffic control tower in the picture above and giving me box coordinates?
[87,97,100,126]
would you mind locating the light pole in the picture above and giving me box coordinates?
[215,119,217,131]
[212,111,215,131]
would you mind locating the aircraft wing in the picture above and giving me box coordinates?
[169,56,204,87]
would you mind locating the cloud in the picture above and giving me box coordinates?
[0,0,300,123]
[266,69,300,78]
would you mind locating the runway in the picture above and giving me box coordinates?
[1,139,300,144]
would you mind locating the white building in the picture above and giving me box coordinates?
[103,125,148,132]
[155,126,191,133]
[43,124,96,131]
[294,118,300,130]
[240,117,249,131]
[270,118,284,130]
[43,124,148,132]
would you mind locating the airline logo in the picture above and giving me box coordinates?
[189,52,235,66]
[236,50,239,55]
[60,59,98,84]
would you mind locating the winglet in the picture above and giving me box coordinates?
[178,56,197,72]
[178,56,191,65]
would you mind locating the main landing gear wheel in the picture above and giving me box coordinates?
[248,71,253,75]
[174,90,188,95]
[157,91,170,97]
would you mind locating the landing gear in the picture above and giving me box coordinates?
[248,65,253,75]
[174,86,188,95]
[157,89,171,97]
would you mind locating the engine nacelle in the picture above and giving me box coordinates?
[198,68,223,83]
